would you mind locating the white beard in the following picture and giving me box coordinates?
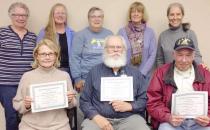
[103,51,127,68]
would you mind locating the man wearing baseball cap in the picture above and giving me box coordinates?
[147,37,210,130]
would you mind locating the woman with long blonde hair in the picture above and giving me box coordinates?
[37,3,74,75]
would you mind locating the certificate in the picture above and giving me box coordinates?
[100,77,133,101]
[30,80,68,113]
[171,91,208,118]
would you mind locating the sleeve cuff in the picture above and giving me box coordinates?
[87,111,99,120]
[75,77,82,84]
[130,102,137,112]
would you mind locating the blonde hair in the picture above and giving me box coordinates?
[8,2,29,17]
[44,3,68,44]
[32,39,60,68]
[128,1,148,23]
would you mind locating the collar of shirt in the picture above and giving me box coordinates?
[174,65,195,93]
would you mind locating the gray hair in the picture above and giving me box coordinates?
[104,35,127,50]
[167,2,184,16]
[8,2,30,17]
[88,6,104,18]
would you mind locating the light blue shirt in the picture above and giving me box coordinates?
[118,25,157,76]
[37,26,74,70]
[70,27,113,83]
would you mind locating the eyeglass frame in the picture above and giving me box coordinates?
[105,45,124,50]
[37,52,56,58]
[89,15,104,19]
[11,13,28,18]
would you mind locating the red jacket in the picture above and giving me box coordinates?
[147,62,210,130]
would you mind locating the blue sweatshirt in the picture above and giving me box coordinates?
[70,27,113,83]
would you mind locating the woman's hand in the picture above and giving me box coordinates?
[67,91,76,103]
[24,96,32,110]
[75,80,85,92]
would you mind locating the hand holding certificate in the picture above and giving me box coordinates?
[67,91,76,103]
[100,77,133,101]
[30,80,68,113]
[171,91,208,118]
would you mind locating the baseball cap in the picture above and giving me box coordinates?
[174,37,195,51]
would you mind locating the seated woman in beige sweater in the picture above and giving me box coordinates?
[13,39,77,130]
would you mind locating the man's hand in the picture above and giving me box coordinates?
[24,96,32,110]
[195,116,210,126]
[92,115,114,130]
[110,100,132,112]
[169,115,184,127]
[75,80,85,92]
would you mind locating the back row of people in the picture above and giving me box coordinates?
[0,1,205,130]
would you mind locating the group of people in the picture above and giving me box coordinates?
[0,1,209,130]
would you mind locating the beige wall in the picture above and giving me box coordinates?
[1,0,210,65]
[0,0,210,129]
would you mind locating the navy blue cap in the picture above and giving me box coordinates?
[174,37,195,51]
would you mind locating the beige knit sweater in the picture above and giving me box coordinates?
[13,66,77,130]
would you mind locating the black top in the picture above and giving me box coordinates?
[59,32,69,68]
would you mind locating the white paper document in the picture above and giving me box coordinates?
[171,91,208,118]
[100,77,133,101]
[30,80,68,113]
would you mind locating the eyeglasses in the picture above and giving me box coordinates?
[11,13,28,18]
[106,45,124,50]
[38,52,55,58]
[89,15,104,19]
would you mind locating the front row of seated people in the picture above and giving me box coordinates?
[12,35,210,130]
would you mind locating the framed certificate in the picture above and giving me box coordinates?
[30,80,68,113]
[171,91,208,118]
[100,77,133,101]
